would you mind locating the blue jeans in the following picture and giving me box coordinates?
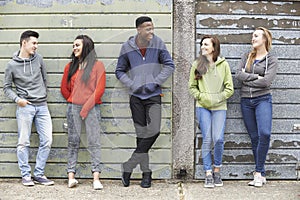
[196,107,226,172]
[16,104,52,178]
[66,104,102,174]
[241,94,272,177]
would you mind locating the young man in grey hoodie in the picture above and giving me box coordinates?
[3,30,54,186]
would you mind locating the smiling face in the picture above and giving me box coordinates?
[73,39,83,59]
[201,38,214,57]
[252,29,266,50]
[22,36,38,56]
[137,21,154,43]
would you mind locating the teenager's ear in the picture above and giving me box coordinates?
[21,39,27,47]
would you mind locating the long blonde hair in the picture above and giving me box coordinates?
[246,27,272,70]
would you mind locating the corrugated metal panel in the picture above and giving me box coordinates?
[0,0,173,179]
[195,0,300,179]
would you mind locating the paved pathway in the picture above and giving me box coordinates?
[0,179,299,200]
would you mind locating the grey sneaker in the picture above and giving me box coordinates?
[204,174,214,188]
[33,176,54,186]
[22,176,35,186]
[213,172,223,187]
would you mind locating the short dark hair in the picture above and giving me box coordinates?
[20,30,39,47]
[135,16,152,28]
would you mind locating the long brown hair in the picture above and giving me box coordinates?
[246,27,272,70]
[68,35,97,84]
[194,35,220,80]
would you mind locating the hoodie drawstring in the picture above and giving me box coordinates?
[30,60,33,75]
[23,59,26,73]
[22,59,33,75]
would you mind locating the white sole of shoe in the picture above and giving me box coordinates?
[214,183,223,187]
[204,185,215,188]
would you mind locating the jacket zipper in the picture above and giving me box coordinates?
[250,63,257,98]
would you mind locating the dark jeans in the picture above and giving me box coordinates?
[123,95,161,173]
[241,94,272,177]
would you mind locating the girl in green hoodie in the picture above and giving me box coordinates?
[189,35,234,188]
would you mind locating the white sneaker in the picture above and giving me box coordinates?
[68,179,78,188]
[248,173,266,187]
[93,180,103,190]
[248,177,267,186]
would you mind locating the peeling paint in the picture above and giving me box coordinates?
[268,153,298,162]
[100,0,113,5]
[0,0,12,6]
[272,139,300,148]
[196,1,298,15]
[199,17,300,29]
[16,0,53,8]
[223,155,254,163]
[0,0,172,8]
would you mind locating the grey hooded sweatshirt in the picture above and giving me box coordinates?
[235,52,278,98]
[3,51,48,104]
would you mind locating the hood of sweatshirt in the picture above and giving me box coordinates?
[12,50,38,75]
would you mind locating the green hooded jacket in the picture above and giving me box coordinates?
[189,57,234,110]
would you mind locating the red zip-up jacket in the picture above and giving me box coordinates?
[60,61,106,118]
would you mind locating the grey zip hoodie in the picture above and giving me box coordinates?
[235,52,278,98]
[3,51,48,104]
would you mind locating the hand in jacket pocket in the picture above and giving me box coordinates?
[145,83,158,93]
[131,84,143,94]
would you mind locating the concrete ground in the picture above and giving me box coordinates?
[0,179,299,200]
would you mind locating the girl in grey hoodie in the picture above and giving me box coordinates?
[236,27,278,187]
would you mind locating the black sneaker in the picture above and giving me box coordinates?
[33,176,54,186]
[213,172,223,187]
[204,174,214,188]
[22,176,35,186]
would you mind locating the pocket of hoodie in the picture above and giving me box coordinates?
[131,76,144,94]
[144,74,158,93]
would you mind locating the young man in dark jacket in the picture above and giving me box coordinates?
[3,30,54,186]
[116,16,175,188]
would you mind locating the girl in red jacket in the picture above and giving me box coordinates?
[60,35,106,190]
